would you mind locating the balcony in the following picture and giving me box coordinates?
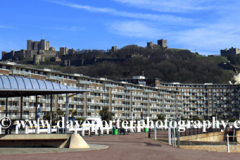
[22,115,29,119]
[9,115,20,119]
[10,69,31,77]
[41,99,51,103]
[69,101,79,105]
[87,95,94,99]
[92,89,104,93]
[47,107,56,111]
[125,87,135,91]
[46,75,64,81]
[8,106,19,110]
[23,107,34,111]
[10,97,20,101]
[105,84,116,88]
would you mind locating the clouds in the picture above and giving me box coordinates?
[41,0,240,55]
[108,21,161,38]
[107,20,240,55]
[112,0,213,13]
[46,1,194,24]
[112,0,235,13]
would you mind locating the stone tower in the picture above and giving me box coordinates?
[147,42,153,49]
[112,46,117,52]
[157,39,167,48]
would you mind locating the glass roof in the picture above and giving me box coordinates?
[0,75,89,97]
[0,75,71,90]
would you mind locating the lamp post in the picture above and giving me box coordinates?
[35,95,40,121]
[35,95,40,134]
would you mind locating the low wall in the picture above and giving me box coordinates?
[0,134,71,148]
[236,130,240,143]
[179,132,225,142]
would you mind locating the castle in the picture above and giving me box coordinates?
[147,39,168,49]
[2,39,75,64]
[1,38,168,65]
[221,47,240,56]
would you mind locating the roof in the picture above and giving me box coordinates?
[0,75,90,97]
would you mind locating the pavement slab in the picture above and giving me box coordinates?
[0,133,240,160]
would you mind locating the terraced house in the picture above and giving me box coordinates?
[0,61,239,120]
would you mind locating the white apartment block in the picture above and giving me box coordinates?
[0,61,239,120]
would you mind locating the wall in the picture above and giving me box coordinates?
[180,132,225,142]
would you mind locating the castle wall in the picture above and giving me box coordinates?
[25,50,38,58]
[1,52,12,60]
[39,50,59,57]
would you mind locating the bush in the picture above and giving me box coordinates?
[75,117,86,124]
[50,57,56,62]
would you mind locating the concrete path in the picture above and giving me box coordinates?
[0,133,240,160]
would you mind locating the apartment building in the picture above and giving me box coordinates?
[0,61,238,120]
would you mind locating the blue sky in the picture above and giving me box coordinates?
[1,0,240,57]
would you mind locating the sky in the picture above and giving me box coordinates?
[1,0,240,57]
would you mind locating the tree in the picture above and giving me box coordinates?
[99,107,114,121]
[43,112,58,124]
[229,117,237,122]
[157,114,165,120]
[50,57,56,62]
[69,110,77,117]
[192,116,202,122]
[181,116,188,121]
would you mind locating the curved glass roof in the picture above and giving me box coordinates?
[0,75,90,97]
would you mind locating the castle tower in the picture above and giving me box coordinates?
[112,46,117,52]
[60,47,68,55]
[33,42,39,50]
[27,40,33,50]
[157,39,167,48]
[46,41,50,50]
[1,51,7,59]
[40,39,46,50]
[147,42,153,49]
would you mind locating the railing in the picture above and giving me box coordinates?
[8,106,19,110]
[46,75,64,81]
[10,69,31,77]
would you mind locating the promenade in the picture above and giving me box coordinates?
[0,133,240,160]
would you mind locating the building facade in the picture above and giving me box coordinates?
[0,61,239,120]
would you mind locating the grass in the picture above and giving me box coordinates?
[167,48,184,53]
[198,56,228,64]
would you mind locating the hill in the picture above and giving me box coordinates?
[14,45,234,84]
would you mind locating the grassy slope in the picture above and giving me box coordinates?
[198,56,228,64]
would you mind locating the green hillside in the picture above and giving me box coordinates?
[15,45,235,84]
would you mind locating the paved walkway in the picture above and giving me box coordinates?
[0,133,240,160]
[0,144,108,155]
